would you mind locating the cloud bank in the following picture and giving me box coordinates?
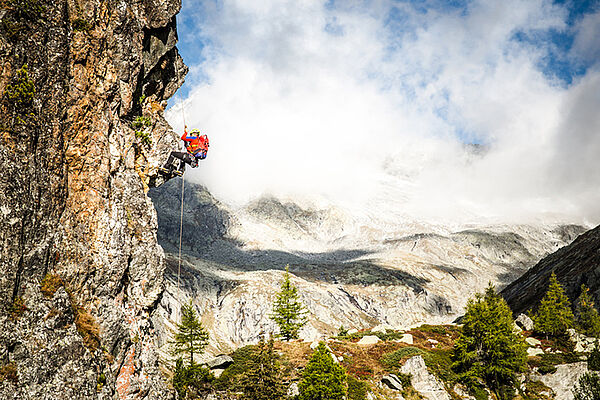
[168,0,600,225]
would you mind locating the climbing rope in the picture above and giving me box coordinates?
[177,172,185,293]
[174,57,186,296]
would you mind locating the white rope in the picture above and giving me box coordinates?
[174,54,186,297]
[177,172,185,294]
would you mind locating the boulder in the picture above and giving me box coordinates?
[401,356,451,400]
[381,374,404,391]
[207,355,234,370]
[453,384,477,400]
[396,333,413,345]
[288,382,299,397]
[372,324,392,333]
[516,314,534,331]
[533,362,589,400]
[525,337,542,347]
[211,369,225,379]
[348,328,359,335]
[527,347,544,357]
[358,335,381,345]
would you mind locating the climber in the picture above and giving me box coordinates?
[160,126,209,177]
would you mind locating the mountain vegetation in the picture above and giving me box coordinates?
[171,302,212,399]
[533,272,575,338]
[452,283,528,399]
[270,266,308,341]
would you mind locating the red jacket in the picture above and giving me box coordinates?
[181,130,209,156]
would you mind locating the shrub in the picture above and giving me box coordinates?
[132,116,152,147]
[337,325,349,338]
[347,375,368,400]
[573,373,600,400]
[135,129,152,147]
[41,273,63,297]
[0,363,18,384]
[132,115,152,129]
[71,18,91,32]
[172,358,213,399]
[588,341,600,371]
[213,345,257,391]
[4,64,35,108]
[74,306,100,351]
[9,296,27,320]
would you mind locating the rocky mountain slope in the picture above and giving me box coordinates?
[502,224,600,315]
[148,180,588,359]
[0,0,187,398]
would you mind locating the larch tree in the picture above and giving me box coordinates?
[270,266,308,341]
[170,301,212,399]
[171,301,210,366]
[533,272,575,338]
[452,283,527,399]
[576,284,600,338]
[240,337,286,400]
[299,342,347,400]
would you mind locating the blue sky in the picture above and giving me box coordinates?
[174,0,599,97]
[167,0,600,224]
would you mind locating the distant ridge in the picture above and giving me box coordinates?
[502,225,600,315]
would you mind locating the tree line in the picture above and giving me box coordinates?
[170,267,600,400]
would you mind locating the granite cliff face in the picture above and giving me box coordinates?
[0,0,186,398]
[149,180,587,359]
[502,224,600,315]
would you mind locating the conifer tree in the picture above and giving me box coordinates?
[171,302,210,366]
[240,337,286,400]
[576,284,600,338]
[270,266,308,340]
[573,373,600,400]
[299,342,347,400]
[171,302,212,399]
[452,283,527,398]
[533,272,575,338]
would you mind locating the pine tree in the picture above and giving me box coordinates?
[573,373,600,400]
[576,284,600,338]
[240,338,286,400]
[299,342,347,400]
[270,266,308,341]
[171,302,210,366]
[533,272,575,338]
[171,302,212,399]
[452,283,527,398]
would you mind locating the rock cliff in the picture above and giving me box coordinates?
[0,0,186,398]
[502,224,600,315]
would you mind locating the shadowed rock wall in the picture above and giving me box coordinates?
[502,224,600,316]
[0,0,187,398]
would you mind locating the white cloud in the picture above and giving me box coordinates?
[168,0,600,225]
